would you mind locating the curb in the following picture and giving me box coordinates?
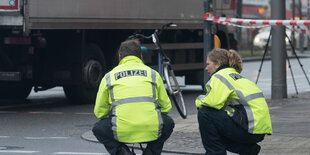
[242,54,310,62]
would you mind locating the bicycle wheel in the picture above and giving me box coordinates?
[163,61,187,119]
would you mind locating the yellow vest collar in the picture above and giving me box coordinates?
[119,56,144,65]
[215,67,237,75]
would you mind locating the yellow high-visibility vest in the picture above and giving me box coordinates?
[196,68,272,134]
[94,56,172,143]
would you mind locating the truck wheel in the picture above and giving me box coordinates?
[63,44,106,104]
[0,82,32,100]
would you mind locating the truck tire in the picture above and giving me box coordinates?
[0,82,32,100]
[63,44,106,104]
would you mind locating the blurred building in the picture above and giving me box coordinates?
[243,0,270,19]
[239,0,270,49]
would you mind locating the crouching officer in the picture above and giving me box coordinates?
[92,39,174,155]
[196,48,272,155]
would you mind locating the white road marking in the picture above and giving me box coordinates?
[75,112,93,115]
[24,137,69,140]
[0,111,63,114]
[269,106,281,110]
[53,152,109,155]
[26,111,63,114]
[0,136,9,138]
[0,150,39,153]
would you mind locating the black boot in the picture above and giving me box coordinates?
[239,144,261,155]
[116,145,135,155]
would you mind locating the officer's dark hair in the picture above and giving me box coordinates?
[208,48,243,73]
[118,39,142,59]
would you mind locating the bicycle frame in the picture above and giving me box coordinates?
[128,23,187,118]
[151,32,165,76]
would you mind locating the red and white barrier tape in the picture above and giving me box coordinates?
[206,13,310,37]
[216,20,309,35]
[216,21,269,29]
[286,26,310,36]
[204,13,310,26]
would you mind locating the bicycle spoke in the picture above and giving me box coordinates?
[163,63,187,119]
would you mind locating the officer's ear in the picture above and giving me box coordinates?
[215,63,221,70]
[140,54,143,60]
[118,53,122,62]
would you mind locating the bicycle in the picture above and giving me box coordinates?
[128,23,187,119]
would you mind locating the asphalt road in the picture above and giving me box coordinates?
[0,88,198,155]
[0,95,105,155]
[241,57,310,98]
[1,57,310,155]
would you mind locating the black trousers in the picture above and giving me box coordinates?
[92,114,174,155]
[197,106,265,155]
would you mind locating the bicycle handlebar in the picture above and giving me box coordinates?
[158,22,177,36]
[128,34,152,40]
[128,23,177,40]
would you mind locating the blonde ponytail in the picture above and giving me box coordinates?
[227,49,242,73]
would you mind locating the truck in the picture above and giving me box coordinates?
[0,0,237,104]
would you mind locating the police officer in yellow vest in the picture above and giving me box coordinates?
[92,39,174,155]
[196,48,272,155]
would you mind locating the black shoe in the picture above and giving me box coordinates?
[116,145,135,155]
[142,147,155,155]
[239,144,261,155]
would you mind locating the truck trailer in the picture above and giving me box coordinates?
[0,0,237,104]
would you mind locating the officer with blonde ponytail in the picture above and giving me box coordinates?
[196,48,272,155]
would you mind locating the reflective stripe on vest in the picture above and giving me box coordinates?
[151,69,164,138]
[214,74,264,133]
[106,69,163,141]
[106,72,115,102]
